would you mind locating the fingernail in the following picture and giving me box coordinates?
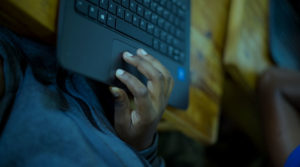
[116,69,125,77]
[137,49,147,56]
[110,87,120,97]
[123,52,133,59]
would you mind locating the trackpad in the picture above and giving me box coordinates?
[110,40,147,92]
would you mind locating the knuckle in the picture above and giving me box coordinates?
[147,115,157,124]
[157,71,164,80]
[122,73,130,80]
[137,60,146,69]
[137,87,148,97]
[146,56,156,63]
[133,57,142,65]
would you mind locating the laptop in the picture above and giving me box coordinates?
[57,0,191,109]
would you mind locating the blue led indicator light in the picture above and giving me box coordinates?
[178,68,185,81]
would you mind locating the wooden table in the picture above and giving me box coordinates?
[0,0,228,144]
[222,0,273,150]
[224,0,273,92]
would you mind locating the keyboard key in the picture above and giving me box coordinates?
[168,46,174,57]
[144,9,152,21]
[114,0,121,3]
[108,1,117,14]
[170,26,175,35]
[132,15,140,26]
[98,10,107,23]
[172,4,177,14]
[125,10,133,23]
[89,5,98,19]
[169,14,175,23]
[180,21,185,30]
[150,2,157,11]
[153,39,159,50]
[99,0,108,9]
[140,19,147,30]
[163,22,170,32]
[178,9,185,18]
[182,4,187,11]
[107,14,116,28]
[174,49,183,62]
[160,42,167,54]
[166,1,172,10]
[159,0,167,7]
[158,17,164,28]
[156,5,163,15]
[122,0,129,8]
[163,10,170,19]
[143,0,151,7]
[137,5,144,16]
[117,6,125,18]
[151,14,158,24]
[160,31,167,41]
[147,24,154,34]
[136,0,143,3]
[88,0,99,5]
[176,1,182,7]
[179,52,185,63]
[175,29,183,39]
[154,27,160,37]
[173,38,184,51]
[116,19,153,46]
[173,49,179,61]
[174,17,180,26]
[76,0,89,15]
[166,35,173,44]
[129,0,137,12]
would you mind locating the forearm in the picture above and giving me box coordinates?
[259,68,300,167]
[138,134,165,167]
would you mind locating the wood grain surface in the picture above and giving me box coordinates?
[224,0,273,91]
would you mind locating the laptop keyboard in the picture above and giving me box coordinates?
[75,0,187,64]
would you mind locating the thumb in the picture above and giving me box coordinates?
[110,87,131,130]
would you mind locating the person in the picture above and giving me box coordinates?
[259,68,300,167]
[0,26,173,166]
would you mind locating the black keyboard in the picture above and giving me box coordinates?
[75,0,187,64]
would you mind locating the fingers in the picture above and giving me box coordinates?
[122,52,163,96]
[115,69,151,108]
[136,49,174,97]
[110,87,131,126]
[117,49,174,114]
[123,52,163,91]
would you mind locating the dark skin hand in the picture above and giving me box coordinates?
[259,68,300,167]
[0,49,173,151]
[0,57,4,98]
[110,49,174,151]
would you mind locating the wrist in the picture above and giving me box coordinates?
[127,132,156,151]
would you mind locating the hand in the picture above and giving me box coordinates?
[0,57,4,98]
[110,49,174,150]
[259,68,300,167]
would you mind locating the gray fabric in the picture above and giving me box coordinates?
[0,27,164,167]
